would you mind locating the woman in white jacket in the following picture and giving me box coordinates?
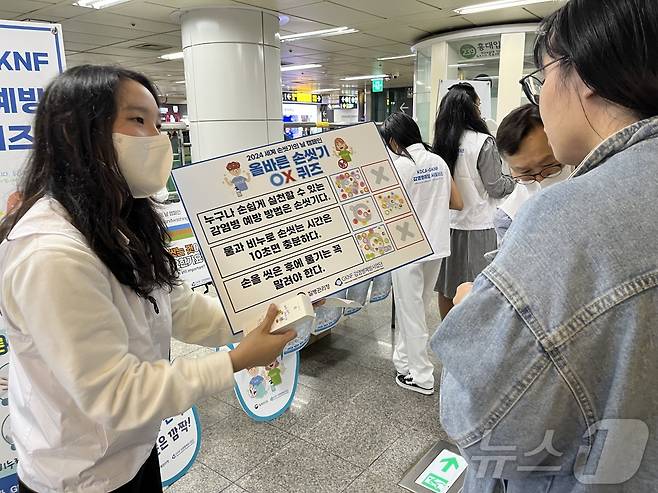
[0,65,296,493]
[381,113,462,395]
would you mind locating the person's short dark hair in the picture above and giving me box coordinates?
[496,104,544,157]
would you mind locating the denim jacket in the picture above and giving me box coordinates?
[430,117,658,493]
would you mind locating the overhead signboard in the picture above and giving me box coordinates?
[337,95,358,110]
[282,91,324,104]
[459,38,501,60]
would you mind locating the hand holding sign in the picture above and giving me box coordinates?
[228,305,296,372]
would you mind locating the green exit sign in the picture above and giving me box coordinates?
[372,78,384,93]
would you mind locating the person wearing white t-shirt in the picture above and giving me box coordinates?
[381,112,463,395]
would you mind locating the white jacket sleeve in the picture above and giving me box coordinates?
[3,246,235,432]
[170,283,238,347]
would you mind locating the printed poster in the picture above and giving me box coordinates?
[158,183,208,486]
[172,123,433,334]
[157,407,202,487]
[159,179,212,290]
[0,20,66,217]
[0,19,66,492]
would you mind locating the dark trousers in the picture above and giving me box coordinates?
[19,446,163,493]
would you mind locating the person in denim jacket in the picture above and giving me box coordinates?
[430,0,658,491]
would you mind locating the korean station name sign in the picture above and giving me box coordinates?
[172,123,434,334]
[459,38,502,59]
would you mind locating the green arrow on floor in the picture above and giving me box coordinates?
[440,457,460,472]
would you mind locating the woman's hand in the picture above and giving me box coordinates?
[229,305,296,372]
[453,282,474,306]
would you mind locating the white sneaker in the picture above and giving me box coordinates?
[395,374,434,395]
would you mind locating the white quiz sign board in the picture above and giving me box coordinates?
[173,123,433,333]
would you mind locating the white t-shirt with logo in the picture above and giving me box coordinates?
[393,143,452,261]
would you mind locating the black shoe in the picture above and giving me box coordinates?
[395,374,434,395]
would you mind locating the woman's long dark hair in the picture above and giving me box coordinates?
[432,83,491,174]
[534,0,658,120]
[380,112,431,163]
[0,65,178,298]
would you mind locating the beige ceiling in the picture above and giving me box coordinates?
[2,0,566,102]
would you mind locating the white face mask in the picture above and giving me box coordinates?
[113,133,173,198]
[539,169,568,189]
[519,180,542,192]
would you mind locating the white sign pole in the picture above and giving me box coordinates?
[0,19,66,492]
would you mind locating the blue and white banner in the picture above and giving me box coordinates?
[0,20,66,217]
[157,407,202,487]
[0,19,66,491]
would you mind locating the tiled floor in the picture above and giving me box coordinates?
[167,295,450,493]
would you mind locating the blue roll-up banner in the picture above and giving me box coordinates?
[159,187,212,487]
[0,19,67,491]
[224,344,299,422]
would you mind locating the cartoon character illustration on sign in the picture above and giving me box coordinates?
[357,228,393,261]
[349,202,373,227]
[265,359,283,392]
[248,375,267,399]
[247,366,265,380]
[377,191,405,216]
[334,138,353,169]
[224,161,251,197]
[334,170,369,201]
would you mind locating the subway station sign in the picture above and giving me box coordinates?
[282,91,324,104]
[337,95,358,109]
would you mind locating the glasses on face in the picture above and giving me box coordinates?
[509,163,564,184]
[519,57,566,106]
